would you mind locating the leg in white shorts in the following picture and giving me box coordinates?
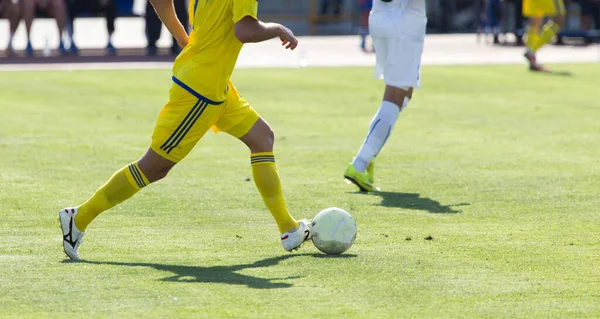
[370,0,427,89]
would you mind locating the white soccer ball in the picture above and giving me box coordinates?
[311,207,357,255]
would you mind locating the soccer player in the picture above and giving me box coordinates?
[344,0,427,192]
[59,0,311,260]
[522,0,566,71]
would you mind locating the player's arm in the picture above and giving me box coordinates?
[148,0,188,48]
[234,17,298,50]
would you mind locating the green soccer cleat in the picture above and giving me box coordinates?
[344,164,380,193]
[366,160,375,181]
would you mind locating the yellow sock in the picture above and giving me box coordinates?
[251,152,298,234]
[75,162,149,231]
[525,25,539,52]
[531,21,560,52]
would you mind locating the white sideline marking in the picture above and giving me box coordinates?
[1,34,598,72]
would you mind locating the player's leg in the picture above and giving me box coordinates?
[344,32,390,192]
[239,119,300,232]
[523,0,565,71]
[524,15,541,69]
[74,148,173,228]
[345,8,425,192]
[240,120,311,251]
[214,83,310,251]
[61,83,222,259]
[60,147,173,260]
[523,0,541,66]
[345,83,411,192]
[74,85,220,232]
[530,0,565,53]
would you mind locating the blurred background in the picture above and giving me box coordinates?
[0,0,598,58]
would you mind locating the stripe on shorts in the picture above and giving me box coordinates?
[160,100,208,154]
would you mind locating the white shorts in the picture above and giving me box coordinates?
[370,0,427,89]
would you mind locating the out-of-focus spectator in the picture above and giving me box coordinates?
[358,0,372,51]
[509,0,525,45]
[145,0,187,56]
[487,0,503,44]
[320,0,343,17]
[22,0,67,56]
[66,0,117,55]
[477,0,503,44]
[578,0,600,30]
[0,0,21,55]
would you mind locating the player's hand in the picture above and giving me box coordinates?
[278,25,298,50]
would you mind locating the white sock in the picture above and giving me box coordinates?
[352,99,407,172]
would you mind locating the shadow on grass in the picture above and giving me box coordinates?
[378,192,470,213]
[63,253,357,289]
[534,70,573,77]
[352,191,469,214]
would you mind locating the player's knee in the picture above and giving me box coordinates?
[153,166,172,181]
[384,85,412,108]
[240,119,275,153]
[265,127,275,148]
[137,148,177,183]
[251,126,274,152]
[139,163,173,183]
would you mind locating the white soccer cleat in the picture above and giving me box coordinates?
[59,208,85,260]
[280,219,312,251]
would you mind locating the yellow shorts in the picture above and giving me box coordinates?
[150,77,260,162]
[523,0,565,17]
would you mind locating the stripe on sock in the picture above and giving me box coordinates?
[131,164,147,187]
[365,119,381,144]
[251,155,275,165]
[128,164,145,188]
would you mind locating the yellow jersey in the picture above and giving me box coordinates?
[171,0,258,103]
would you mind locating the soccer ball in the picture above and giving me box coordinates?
[311,207,357,255]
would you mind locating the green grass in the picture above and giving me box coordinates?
[1,64,599,318]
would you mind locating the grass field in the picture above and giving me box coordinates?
[1,64,599,318]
